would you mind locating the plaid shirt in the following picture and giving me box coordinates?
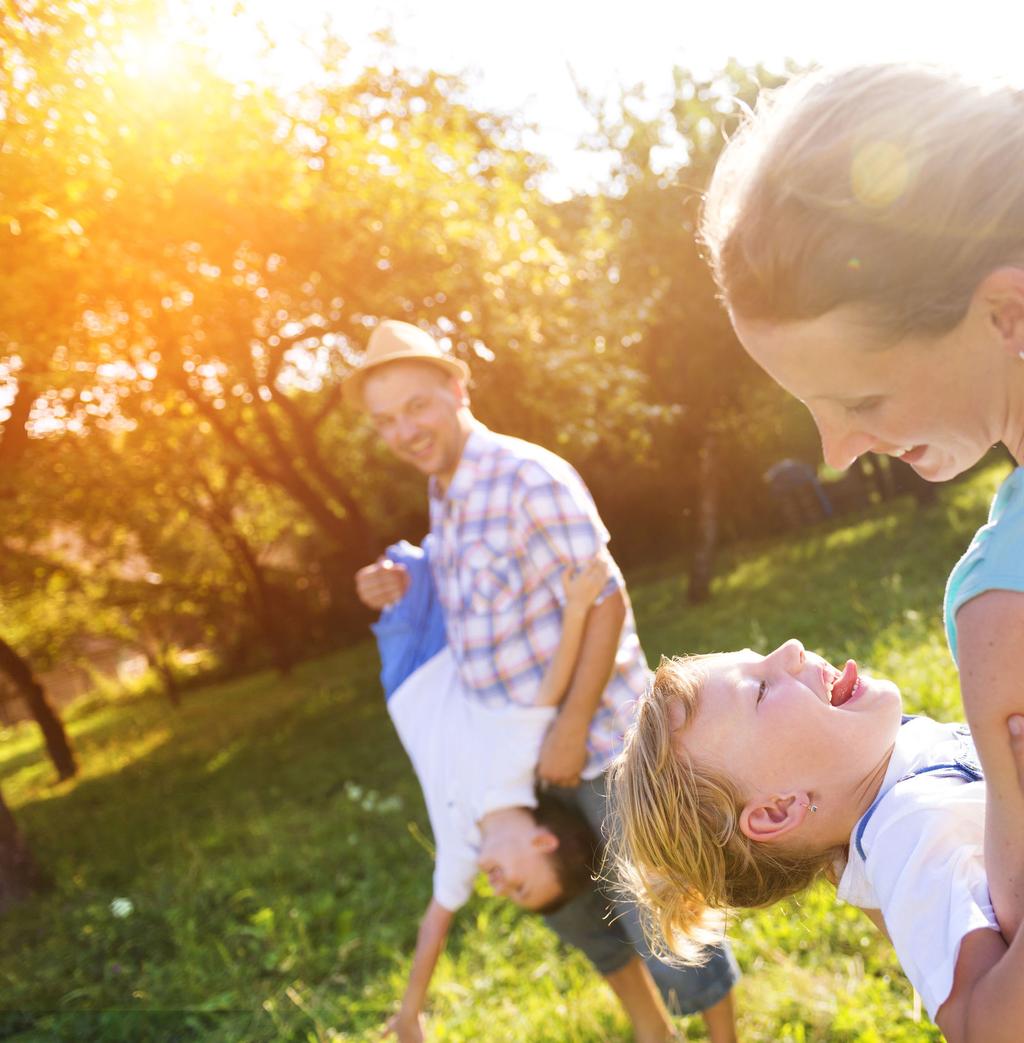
[428,423,649,778]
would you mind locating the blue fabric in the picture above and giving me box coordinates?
[853,717,982,860]
[855,761,983,861]
[944,467,1024,664]
[542,771,739,1007]
[370,540,447,700]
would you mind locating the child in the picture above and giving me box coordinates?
[609,639,1024,1042]
[375,543,629,1042]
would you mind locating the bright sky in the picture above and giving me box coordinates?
[173,0,1024,196]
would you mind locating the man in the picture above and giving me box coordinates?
[350,320,739,1042]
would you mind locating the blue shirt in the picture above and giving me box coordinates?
[370,539,448,700]
[944,467,1024,664]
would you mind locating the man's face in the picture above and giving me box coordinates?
[363,362,470,485]
[477,809,564,912]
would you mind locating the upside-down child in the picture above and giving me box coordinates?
[610,639,1024,1043]
[373,542,627,1041]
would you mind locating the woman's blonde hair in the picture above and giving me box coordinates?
[702,64,1024,338]
[607,655,841,965]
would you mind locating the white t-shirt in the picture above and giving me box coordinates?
[837,716,999,1019]
[387,646,556,913]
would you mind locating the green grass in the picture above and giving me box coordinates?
[0,460,1011,1042]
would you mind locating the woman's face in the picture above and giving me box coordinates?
[733,305,1004,482]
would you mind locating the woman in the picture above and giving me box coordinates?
[700,63,1024,940]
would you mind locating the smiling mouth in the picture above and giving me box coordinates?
[825,659,863,707]
[892,445,927,464]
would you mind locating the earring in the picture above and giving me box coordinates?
[801,801,818,813]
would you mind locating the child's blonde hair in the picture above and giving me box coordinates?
[608,655,842,965]
[702,64,1024,338]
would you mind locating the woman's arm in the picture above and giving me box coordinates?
[936,925,1024,1043]
[956,590,1024,943]
[383,897,455,1043]
[534,556,612,709]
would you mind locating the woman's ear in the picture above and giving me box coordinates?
[973,267,1024,358]
[739,791,810,843]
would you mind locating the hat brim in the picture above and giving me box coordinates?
[342,351,470,409]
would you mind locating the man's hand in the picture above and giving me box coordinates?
[537,713,589,787]
[381,1009,425,1043]
[355,557,410,611]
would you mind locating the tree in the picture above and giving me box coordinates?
[0,786,46,914]
[3,4,638,633]
[568,63,815,592]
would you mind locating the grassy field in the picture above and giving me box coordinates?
[0,459,1011,1042]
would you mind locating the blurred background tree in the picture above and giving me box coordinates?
[1,0,895,749]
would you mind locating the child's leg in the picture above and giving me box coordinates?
[700,991,739,1043]
[559,774,741,1032]
[604,957,676,1043]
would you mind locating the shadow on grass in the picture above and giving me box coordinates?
[631,476,998,664]
[1,640,436,1041]
[1,462,1007,1042]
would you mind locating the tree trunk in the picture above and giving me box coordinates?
[688,432,719,605]
[0,786,47,914]
[194,491,298,676]
[222,532,295,675]
[0,635,77,781]
[139,631,181,708]
[154,649,182,708]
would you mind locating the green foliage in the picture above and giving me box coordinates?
[0,461,1006,1041]
[0,0,665,665]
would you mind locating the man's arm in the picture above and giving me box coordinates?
[956,590,1024,943]
[537,587,625,786]
[383,897,454,1043]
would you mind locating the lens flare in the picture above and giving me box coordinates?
[850,140,910,209]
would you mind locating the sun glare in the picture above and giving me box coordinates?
[118,32,181,80]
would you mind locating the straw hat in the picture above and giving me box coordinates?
[343,320,470,408]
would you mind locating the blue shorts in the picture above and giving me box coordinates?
[542,772,739,1013]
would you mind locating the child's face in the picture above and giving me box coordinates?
[732,307,996,482]
[677,639,903,806]
[477,809,564,912]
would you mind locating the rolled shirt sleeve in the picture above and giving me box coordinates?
[515,459,620,605]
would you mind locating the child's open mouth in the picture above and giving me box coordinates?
[827,659,863,707]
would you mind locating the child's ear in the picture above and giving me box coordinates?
[531,828,560,854]
[739,792,809,844]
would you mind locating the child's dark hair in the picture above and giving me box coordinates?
[530,791,600,915]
